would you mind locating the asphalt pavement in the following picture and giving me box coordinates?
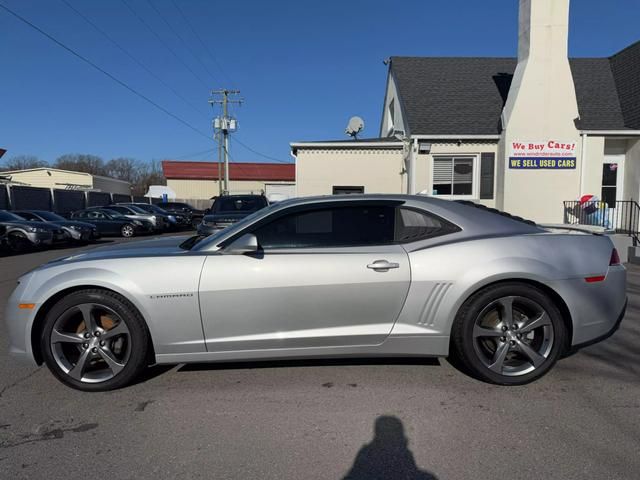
[0,237,638,479]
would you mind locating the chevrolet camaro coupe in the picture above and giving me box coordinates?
[5,195,626,391]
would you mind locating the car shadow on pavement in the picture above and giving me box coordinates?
[342,416,438,480]
[177,357,441,372]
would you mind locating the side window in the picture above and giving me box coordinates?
[19,212,39,221]
[252,205,395,249]
[394,208,458,242]
[88,211,104,219]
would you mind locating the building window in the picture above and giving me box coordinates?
[333,186,364,195]
[432,156,475,196]
[387,99,395,135]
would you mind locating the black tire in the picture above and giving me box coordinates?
[40,289,150,392]
[7,231,32,253]
[121,224,135,238]
[450,282,567,386]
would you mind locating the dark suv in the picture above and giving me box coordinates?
[197,194,269,236]
[156,202,205,229]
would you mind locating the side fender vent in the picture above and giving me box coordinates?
[418,282,452,326]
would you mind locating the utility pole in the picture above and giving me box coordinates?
[209,89,242,195]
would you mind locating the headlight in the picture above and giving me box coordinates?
[151,215,157,221]
[168,215,176,222]
[69,225,81,231]
[27,227,48,233]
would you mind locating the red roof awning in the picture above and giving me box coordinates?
[162,160,294,181]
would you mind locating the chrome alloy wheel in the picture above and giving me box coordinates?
[472,296,554,376]
[49,303,132,383]
[121,225,134,237]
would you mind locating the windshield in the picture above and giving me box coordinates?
[127,205,149,214]
[36,211,66,221]
[0,211,25,222]
[100,209,126,219]
[140,204,167,214]
[213,196,267,214]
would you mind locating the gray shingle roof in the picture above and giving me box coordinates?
[390,45,639,135]
[610,41,640,129]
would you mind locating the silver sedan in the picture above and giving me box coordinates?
[4,195,627,391]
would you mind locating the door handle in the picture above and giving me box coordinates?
[367,260,400,272]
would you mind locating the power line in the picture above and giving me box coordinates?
[145,0,217,84]
[120,0,210,90]
[170,0,233,86]
[0,1,212,142]
[231,136,292,164]
[60,0,209,119]
[171,147,215,160]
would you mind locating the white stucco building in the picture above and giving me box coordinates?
[292,0,640,226]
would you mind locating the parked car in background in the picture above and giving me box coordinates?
[12,210,99,244]
[0,209,66,251]
[198,194,268,236]
[70,208,153,237]
[156,201,204,229]
[89,205,167,232]
[115,202,185,230]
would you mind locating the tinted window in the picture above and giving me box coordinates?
[37,211,65,221]
[252,205,395,249]
[15,212,39,221]
[214,196,267,213]
[394,208,457,242]
[0,211,25,221]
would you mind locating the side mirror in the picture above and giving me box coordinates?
[224,233,258,254]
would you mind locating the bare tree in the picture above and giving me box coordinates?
[0,155,47,171]
[105,157,140,184]
[54,154,105,175]
[133,160,166,196]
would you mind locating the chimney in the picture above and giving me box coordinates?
[502,0,579,129]
[498,0,581,223]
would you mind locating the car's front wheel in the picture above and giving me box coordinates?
[121,224,135,237]
[451,282,567,385]
[40,289,150,391]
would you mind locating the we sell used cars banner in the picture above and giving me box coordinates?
[509,140,577,169]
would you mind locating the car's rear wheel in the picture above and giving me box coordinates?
[121,224,135,237]
[40,289,150,391]
[451,282,567,385]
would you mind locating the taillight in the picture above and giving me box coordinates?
[610,248,621,266]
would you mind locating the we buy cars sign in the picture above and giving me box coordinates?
[509,140,577,169]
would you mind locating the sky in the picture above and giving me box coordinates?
[1,0,639,166]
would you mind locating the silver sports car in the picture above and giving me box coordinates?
[5,195,626,391]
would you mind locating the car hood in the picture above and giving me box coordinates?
[47,235,194,265]
[51,220,96,229]
[0,220,58,230]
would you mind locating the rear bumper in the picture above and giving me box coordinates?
[552,264,627,347]
[568,298,627,353]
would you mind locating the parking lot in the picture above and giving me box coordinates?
[0,236,638,480]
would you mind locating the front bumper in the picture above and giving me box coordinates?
[4,273,39,365]
[26,231,53,246]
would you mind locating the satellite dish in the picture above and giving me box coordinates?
[345,116,365,139]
